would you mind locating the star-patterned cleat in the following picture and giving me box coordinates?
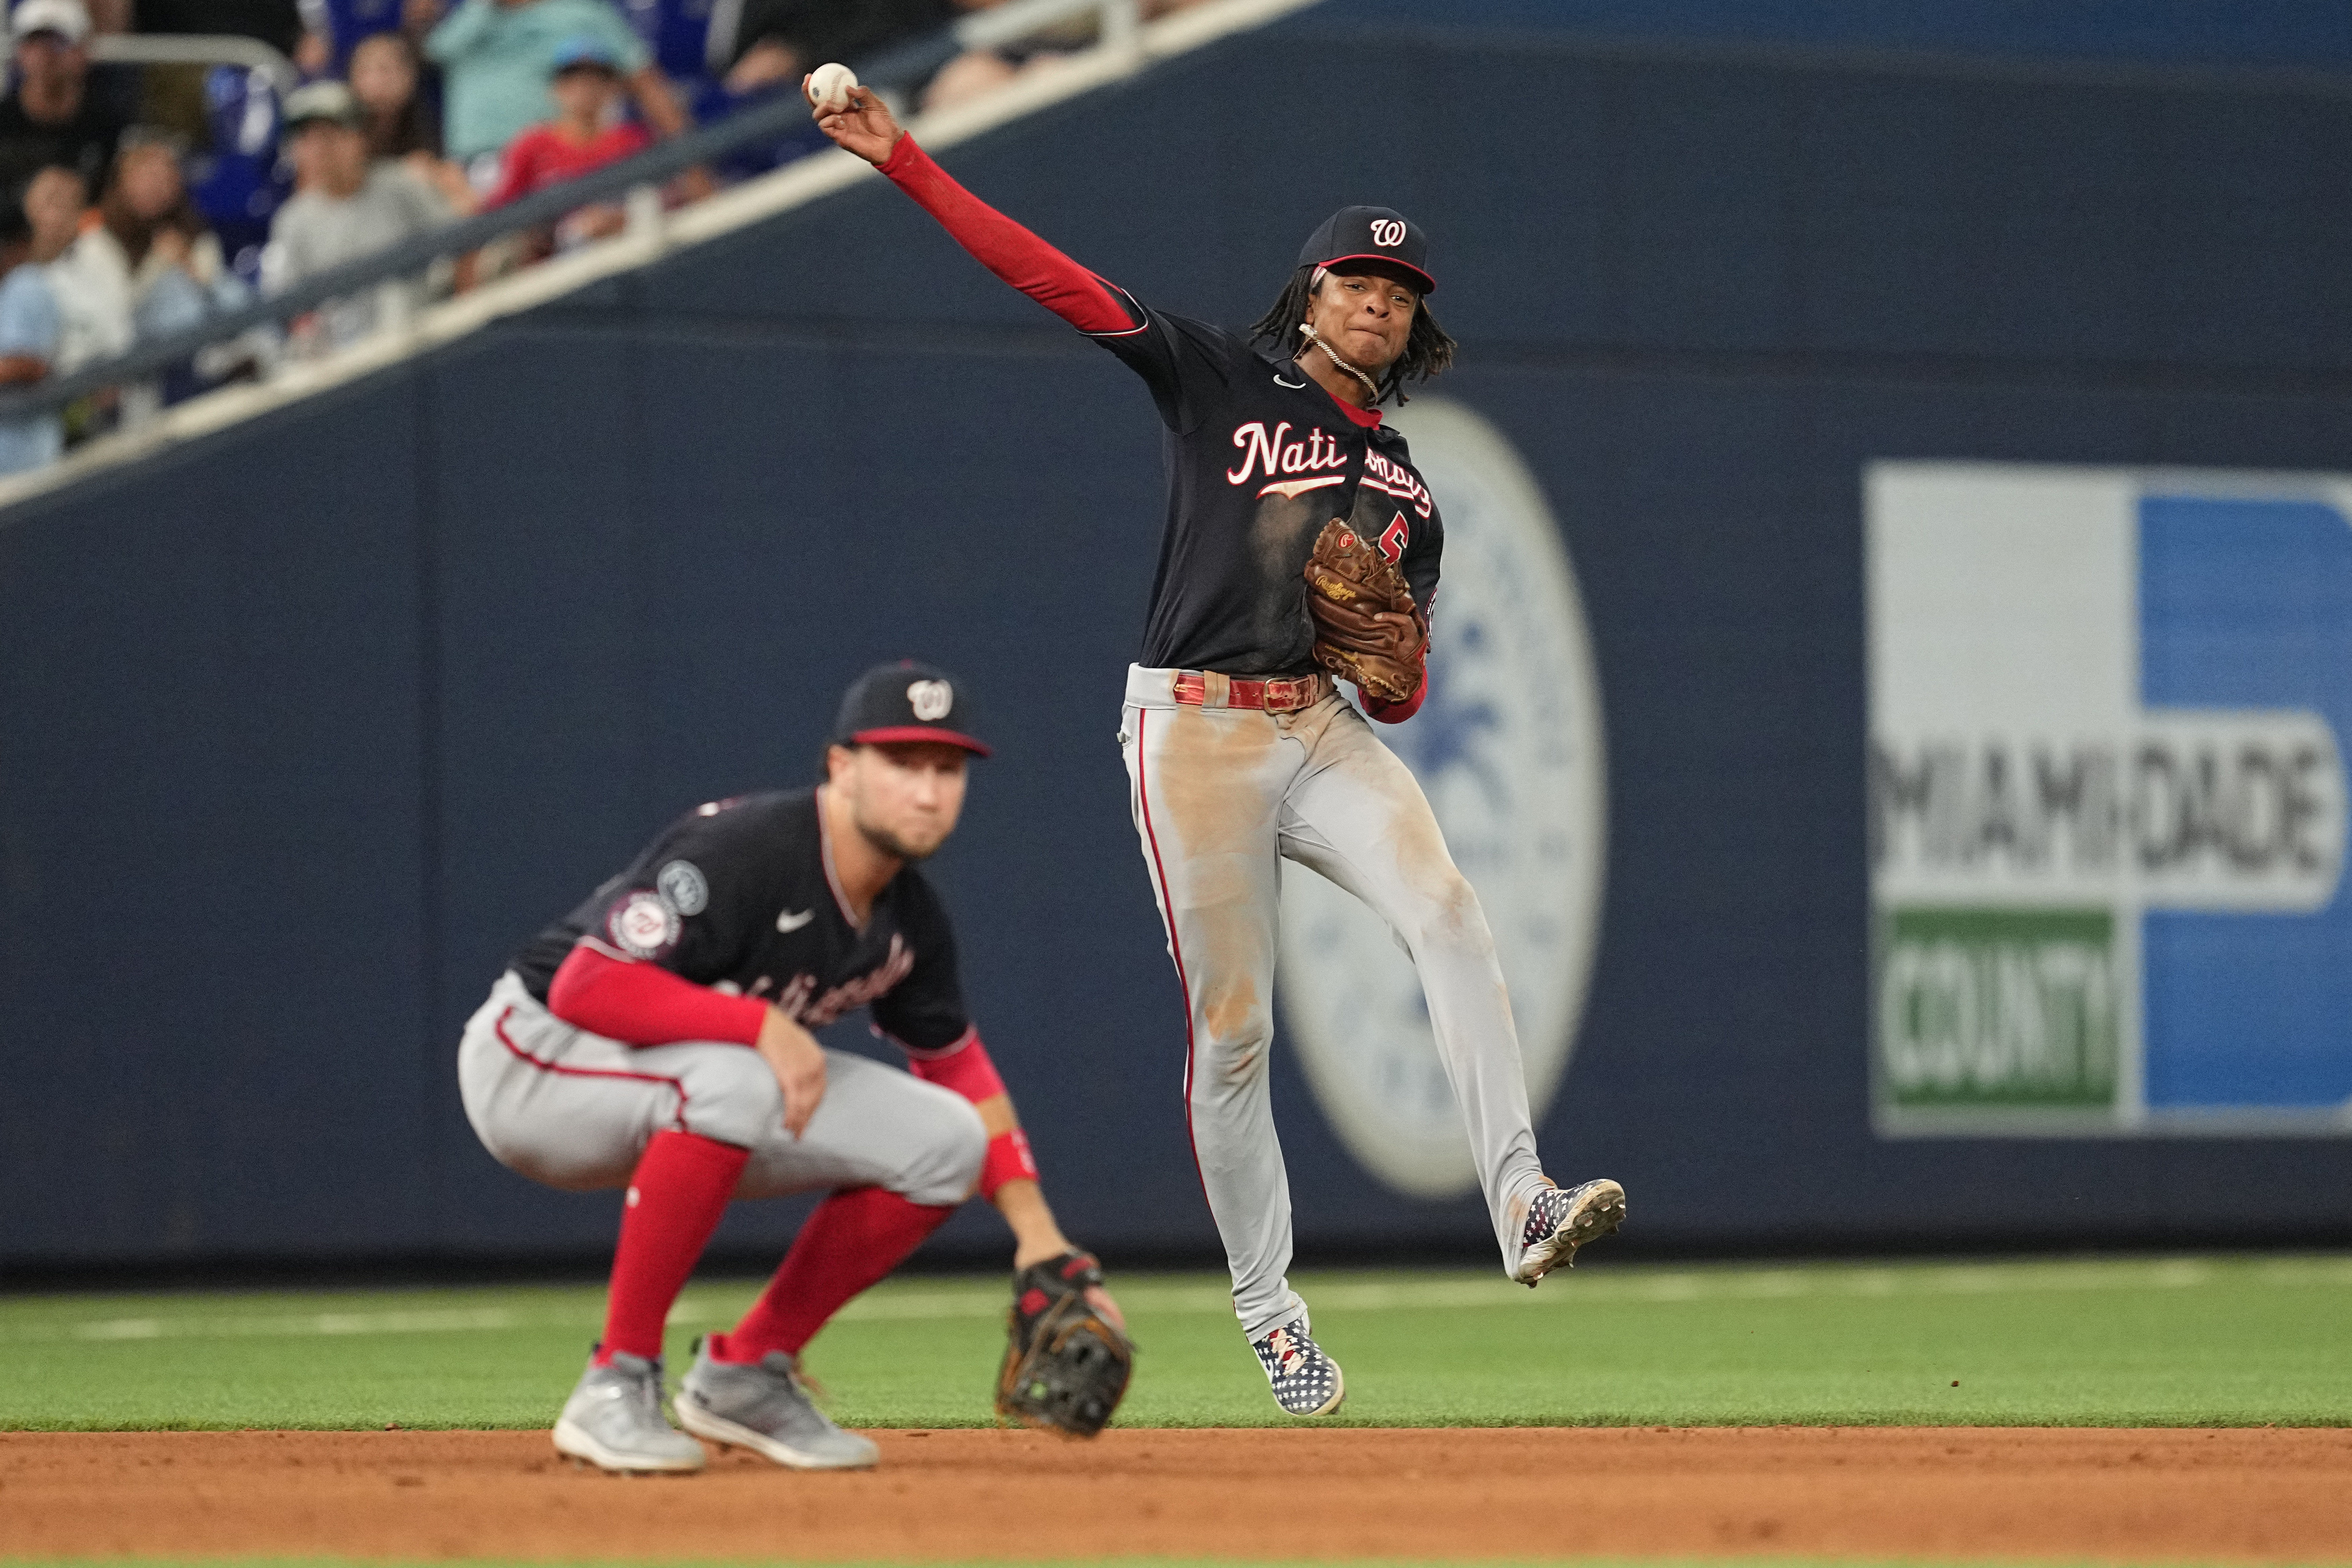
[1513,1177,1627,1286]
[1250,1316,1345,1417]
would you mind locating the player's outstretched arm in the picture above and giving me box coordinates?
[901,1032,1123,1328]
[811,85,1140,336]
[978,1114,1125,1332]
[899,1027,1132,1436]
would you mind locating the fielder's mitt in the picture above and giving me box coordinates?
[996,1250,1133,1438]
[1302,517,1427,704]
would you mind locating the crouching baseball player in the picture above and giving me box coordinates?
[458,662,1131,1474]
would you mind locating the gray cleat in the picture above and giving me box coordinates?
[551,1349,707,1474]
[675,1339,880,1470]
[1513,1177,1627,1286]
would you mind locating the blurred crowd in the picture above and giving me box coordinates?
[0,0,1216,475]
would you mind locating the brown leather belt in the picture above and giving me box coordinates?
[1171,670,1331,712]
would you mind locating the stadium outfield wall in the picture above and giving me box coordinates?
[4,6,2350,1270]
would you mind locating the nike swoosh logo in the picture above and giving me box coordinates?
[1274,373,1307,388]
[776,909,815,933]
[1257,476,1347,500]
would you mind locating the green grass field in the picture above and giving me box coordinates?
[3,1253,2348,1432]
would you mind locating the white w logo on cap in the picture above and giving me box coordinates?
[1368,218,1406,247]
[907,680,953,720]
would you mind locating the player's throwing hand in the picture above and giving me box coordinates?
[808,78,901,166]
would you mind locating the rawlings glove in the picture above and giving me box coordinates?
[996,1250,1133,1438]
[1302,517,1427,704]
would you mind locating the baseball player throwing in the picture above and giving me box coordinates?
[815,90,1625,1417]
[459,662,1128,1473]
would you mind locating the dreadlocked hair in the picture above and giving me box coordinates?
[1248,264,1456,406]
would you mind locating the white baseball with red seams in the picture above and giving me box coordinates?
[805,62,857,112]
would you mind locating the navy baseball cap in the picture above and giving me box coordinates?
[831,661,991,757]
[1299,205,1435,295]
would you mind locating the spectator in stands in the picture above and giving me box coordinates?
[415,0,689,180]
[350,29,439,157]
[48,130,235,381]
[482,35,642,246]
[348,30,473,208]
[0,0,125,200]
[0,164,84,473]
[260,79,449,348]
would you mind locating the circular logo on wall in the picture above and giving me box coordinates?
[1276,397,1608,1199]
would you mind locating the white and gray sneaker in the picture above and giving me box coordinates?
[1250,1317,1345,1417]
[1513,1177,1627,1286]
[551,1349,707,1474]
[675,1339,880,1470]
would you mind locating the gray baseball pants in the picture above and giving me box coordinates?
[1119,666,1550,1338]
[458,971,985,1206]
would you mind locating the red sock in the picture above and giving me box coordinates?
[595,1129,749,1364]
[712,1186,954,1363]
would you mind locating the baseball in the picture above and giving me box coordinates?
[806,62,858,112]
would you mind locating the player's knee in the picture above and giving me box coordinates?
[678,1046,786,1149]
[1194,985,1273,1090]
[894,1088,986,1207]
[1401,866,1489,953]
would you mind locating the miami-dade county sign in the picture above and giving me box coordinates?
[1868,463,2350,1135]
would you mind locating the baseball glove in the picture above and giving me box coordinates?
[996,1250,1133,1438]
[1302,517,1427,704]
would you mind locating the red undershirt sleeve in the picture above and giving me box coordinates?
[547,944,768,1047]
[899,1030,1041,1198]
[1363,663,1429,724]
[900,1027,1005,1101]
[878,134,1141,335]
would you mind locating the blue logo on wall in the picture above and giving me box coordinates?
[2140,495,2352,1112]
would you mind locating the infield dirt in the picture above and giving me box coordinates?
[5,1427,2350,1560]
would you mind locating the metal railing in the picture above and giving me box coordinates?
[89,32,299,98]
[0,0,1141,423]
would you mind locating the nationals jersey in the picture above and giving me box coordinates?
[879,136,1444,681]
[1093,303,1443,676]
[509,788,970,1053]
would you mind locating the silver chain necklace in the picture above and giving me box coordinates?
[1297,323,1383,405]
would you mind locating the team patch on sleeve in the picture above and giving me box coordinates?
[656,859,708,915]
[607,890,682,960]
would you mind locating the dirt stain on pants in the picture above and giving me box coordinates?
[1123,673,1549,1336]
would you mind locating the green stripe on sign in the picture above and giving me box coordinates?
[1877,907,2120,1108]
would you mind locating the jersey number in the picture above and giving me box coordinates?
[1378,513,1409,564]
